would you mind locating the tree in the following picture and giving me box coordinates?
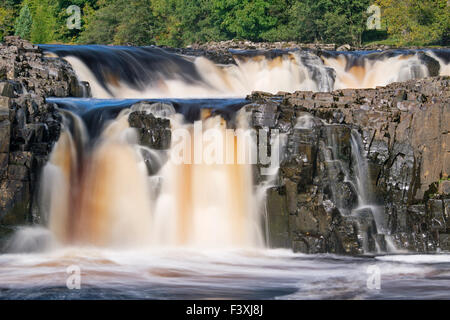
[151,0,225,46]
[114,0,159,46]
[0,7,16,41]
[213,0,282,41]
[375,0,450,45]
[78,0,123,44]
[54,0,99,43]
[75,0,373,46]
[14,3,33,40]
[285,0,370,45]
[29,0,58,43]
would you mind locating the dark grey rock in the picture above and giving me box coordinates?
[247,76,450,254]
[128,111,172,150]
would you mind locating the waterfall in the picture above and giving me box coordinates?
[321,50,438,89]
[36,103,264,249]
[350,131,371,207]
[11,44,449,254]
[151,111,264,248]
[320,126,394,253]
[41,110,154,247]
[350,130,395,253]
[41,45,450,99]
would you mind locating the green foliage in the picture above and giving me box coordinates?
[2,0,449,46]
[151,0,225,47]
[0,7,16,41]
[375,0,450,45]
[78,0,122,44]
[29,0,58,43]
[278,0,370,45]
[214,0,281,41]
[14,3,32,40]
[114,0,159,46]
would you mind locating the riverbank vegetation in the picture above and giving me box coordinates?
[1,0,448,46]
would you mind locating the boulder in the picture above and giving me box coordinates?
[128,111,172,150]
[0,38,78,238]
[247,76,450,254]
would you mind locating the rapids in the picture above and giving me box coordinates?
[41,45,450,99]
[1,248,450,299]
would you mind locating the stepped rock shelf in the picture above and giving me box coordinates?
[0,37,87,244]
[247,78,449,254]
[0,36,449,255]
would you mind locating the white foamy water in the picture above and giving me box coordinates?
[49,47,450,99]
[65,52,329,99]
[1,248,450,299]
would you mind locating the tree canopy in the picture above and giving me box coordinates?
[1,0,449,46]
[375,0,449,45]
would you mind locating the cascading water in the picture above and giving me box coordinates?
[321,51,435,89]
[10,45,449,252]
[42,109,154,247]
[350,131,372,207]
[41,45,450,99]
[37,101,264,250]
[320,125,391,253]
[349,130,398,253]
[321,124,359,216]
[151,110,264,248]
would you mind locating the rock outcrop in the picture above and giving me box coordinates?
[169,40,428,64]
[0,37,85,244]
[245,76,449,254]
[186,39,435,53]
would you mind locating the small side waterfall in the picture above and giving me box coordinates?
[349,130,396,253]
[322,125,358,216]
[320,125,395,253]
[350,131,372,207]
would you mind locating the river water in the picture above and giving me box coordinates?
[1,248,449,299]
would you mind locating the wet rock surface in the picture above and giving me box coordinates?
[129,110,172,150]
[184,40,402,54]
[0,37,84,246]
[167,40,436,65]
[246,76,450,254]
[166,40,340,65]
[1,37,449,255]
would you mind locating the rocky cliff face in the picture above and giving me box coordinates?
[1,37,448,255]
[126,77,449,254]
[0,37,85,243]
[245,77,449,254]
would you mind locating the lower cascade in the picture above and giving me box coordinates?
[43,111,154,247]
[38,104,264,249]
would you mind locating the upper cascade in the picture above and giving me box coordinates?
[40,45,450,99]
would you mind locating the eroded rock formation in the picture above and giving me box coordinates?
[0,37,85,243]
[246,77,449,253]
